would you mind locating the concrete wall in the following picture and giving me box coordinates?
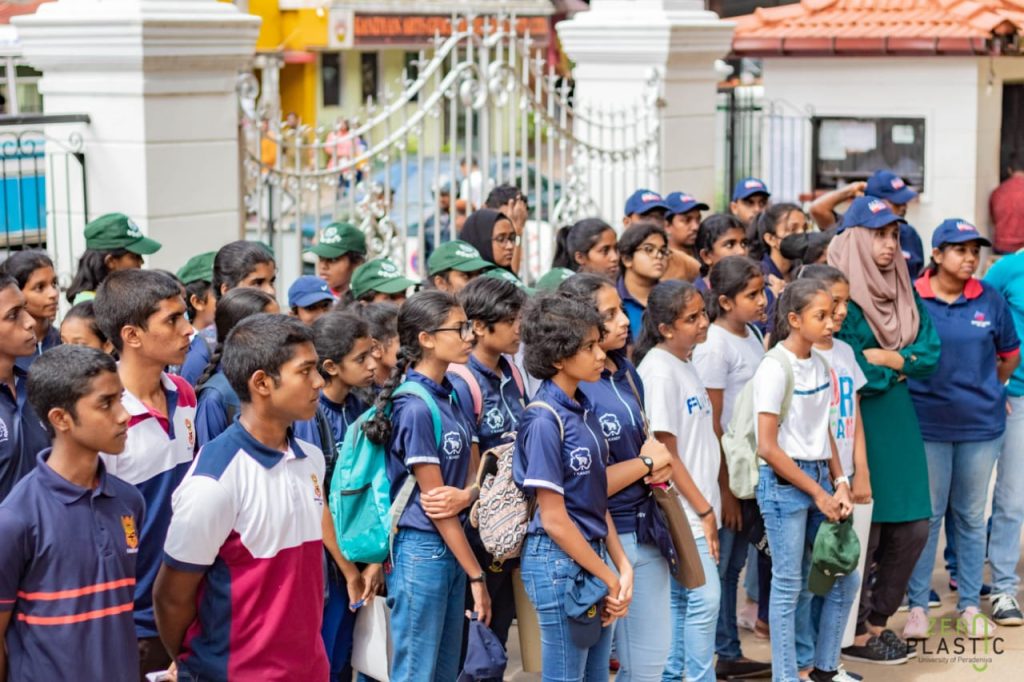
[762,55,1024,247]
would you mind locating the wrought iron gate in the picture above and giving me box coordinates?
[238,14,662,283]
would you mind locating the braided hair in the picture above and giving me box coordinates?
[197,287,276,387]
[363,290,459,444]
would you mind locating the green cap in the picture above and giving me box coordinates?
[309,222,367,259]
[350,258,420,299]
[176,251,216,285]
[535,267,575,291]
[483,268,535,295]
[84,213,162,255]
[808,516,861,596]
[427,240,493,277]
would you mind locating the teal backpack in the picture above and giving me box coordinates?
[328,381,443,563]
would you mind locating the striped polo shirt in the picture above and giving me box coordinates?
[0,450,145,680]
[100,371,197,638]
[163,422,329,681]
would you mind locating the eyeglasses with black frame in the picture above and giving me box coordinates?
[428,320,475,340]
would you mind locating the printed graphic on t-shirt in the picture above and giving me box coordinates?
[442,431,463,459]
[599,412,622,440]
[484,407,505,431]
[121,514,139,554]
[685,392,712,416]
[569,447,593,475]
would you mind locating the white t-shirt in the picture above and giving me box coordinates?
[638,347,721,538]
[752,345,832,461]
[817,341,867,477]
[693,324,765,430]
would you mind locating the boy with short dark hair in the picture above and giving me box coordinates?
[93,268,197,679]
[154,314,329,682]
[0,345,142,681]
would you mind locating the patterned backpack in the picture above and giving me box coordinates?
[469,401,563,563]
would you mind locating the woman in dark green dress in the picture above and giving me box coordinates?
[828,196,941,660]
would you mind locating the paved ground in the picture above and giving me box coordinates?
[505,537,1024,680]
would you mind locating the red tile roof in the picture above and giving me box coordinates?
[732,0,1024,56]
[0,0,54,25]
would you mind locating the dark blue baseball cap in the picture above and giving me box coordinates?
[731,177,771,201]
[288,275,335,309]
[931,218,992,249]
[624,189,670,217]
[865,170,918,206]
[457,615,508,681]
[840,196,907,231]
[565,568,609,648]
[665,191,709,217]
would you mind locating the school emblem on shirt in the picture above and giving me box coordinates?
[311,474,323,504]
[184,417,195,449]
[599,413,622,440]
[971,311,991,329]
[484,407,505,431]
[442,431,463,459]
[569,447,592,475]
[121,515,139,553]
[0,418,8,444]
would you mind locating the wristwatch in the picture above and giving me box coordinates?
[833,475,850,488]
[640,456,655,476]
[469,573,486,584]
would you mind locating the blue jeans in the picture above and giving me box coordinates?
[386,529,467,682]
[716,526,750,660]
[662,536,721,682]
[757,462,859,682]
[908,438,1003,611]
[991,396,1024,597]
[520,534,613,682]
[611,533,671,682]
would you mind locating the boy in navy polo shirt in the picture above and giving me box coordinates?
[0,345,143,681]
[154,314,329,682]
[0,274,50,503]
[93,269,197,678]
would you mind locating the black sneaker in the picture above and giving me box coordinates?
[808,666,864,682]
[992,593,1024,626]
[714,657,773,679]
[841,635,908,665]
[879,629,914,659]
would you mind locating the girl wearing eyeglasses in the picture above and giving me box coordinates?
[617,223,670,342]
[460,208,520,273]
[362,290,491,682]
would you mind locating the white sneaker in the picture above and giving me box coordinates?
[959,606,997,639]
[902,606,929,639]
[991,593,1024,626]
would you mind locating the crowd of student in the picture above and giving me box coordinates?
[0,171,1021,682]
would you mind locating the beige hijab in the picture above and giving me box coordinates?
[827,226,920,350]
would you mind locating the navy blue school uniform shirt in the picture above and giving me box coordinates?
[14,326,61,372]
[387,370,475,533]
[448,354,525,453]
[758,254,782,334]
[195,370,239,447]
[179,328,214,386]
[0,450,145,681]
[0,367,51,503]
[617,276,646,343]
[293,391,369,485]
[578,350,648,534]
[900,223,925,279]
[908,273,1020,442]
[514,379,610,542]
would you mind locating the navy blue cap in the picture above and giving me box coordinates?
[565,569,609,648]
[931,218,992,249]
[624,189,670,217]
[665,191,709,217]
[840,196,907,231]
[288,275,335,309]
[865,170,918,206]
[457,615,508,681]
[731,177,771,201]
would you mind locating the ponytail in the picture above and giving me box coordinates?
[363,290,459,444]
[634,279,698,366]
[551,225,573,270]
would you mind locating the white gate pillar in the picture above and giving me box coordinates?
[13,0,261,275]
[557,0,733,220]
